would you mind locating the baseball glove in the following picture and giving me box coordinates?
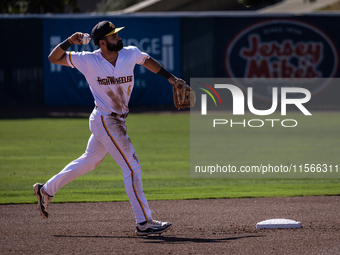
[172,80,196,110]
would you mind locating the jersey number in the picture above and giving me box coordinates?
[127,85,131,96]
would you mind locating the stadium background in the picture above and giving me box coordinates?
[1,12,339,110]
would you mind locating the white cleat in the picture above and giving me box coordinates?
[136,219,172,236]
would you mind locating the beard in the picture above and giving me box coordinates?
[106,40,123,51]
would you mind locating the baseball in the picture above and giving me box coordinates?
[82,35,91,44]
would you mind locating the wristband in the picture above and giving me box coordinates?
[60,38,74,51]
[157,67,173,79]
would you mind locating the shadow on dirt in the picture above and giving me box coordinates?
[53,234,263,243]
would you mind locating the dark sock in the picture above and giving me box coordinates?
[138,221,147,225]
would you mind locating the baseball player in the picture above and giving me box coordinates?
[33,21,186,236]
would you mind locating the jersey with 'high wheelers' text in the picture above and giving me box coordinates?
[66,46,149,114]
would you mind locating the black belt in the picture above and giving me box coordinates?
[95,106,128,119]
[111,112,128,119]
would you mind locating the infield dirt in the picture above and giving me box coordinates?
[1,196,339,254]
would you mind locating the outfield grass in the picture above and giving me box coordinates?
[191,112,340,178]
[0,112,339,204]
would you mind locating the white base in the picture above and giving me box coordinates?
[256,219,301,229]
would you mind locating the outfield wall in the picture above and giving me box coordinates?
[0,18,44,107]
[1,13,339,109]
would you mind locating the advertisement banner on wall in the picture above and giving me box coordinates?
[43,17,180,107]
[213,15,340,110]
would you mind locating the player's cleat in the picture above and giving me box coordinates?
[136,219,172,236]
[33,183,53,219]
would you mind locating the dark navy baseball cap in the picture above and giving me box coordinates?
[92,21,124,46]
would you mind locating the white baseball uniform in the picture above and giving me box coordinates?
[44,46,152,223]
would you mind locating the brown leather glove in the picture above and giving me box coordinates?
[172,80,196,110]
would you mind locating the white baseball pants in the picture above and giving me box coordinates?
[44,107,152,223]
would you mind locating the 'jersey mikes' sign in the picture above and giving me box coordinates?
[225,20,338,100]
[240,34,322,78]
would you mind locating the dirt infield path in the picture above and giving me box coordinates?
[1,196,339,254]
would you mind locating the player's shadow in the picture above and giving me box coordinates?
[141,235,262,243]
[53,234,262,243]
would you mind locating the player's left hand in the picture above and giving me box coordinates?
[168,76,182,86]
[172,79,196,110]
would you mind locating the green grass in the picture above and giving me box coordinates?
[191,112,340,178]
[0,113,339,204]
